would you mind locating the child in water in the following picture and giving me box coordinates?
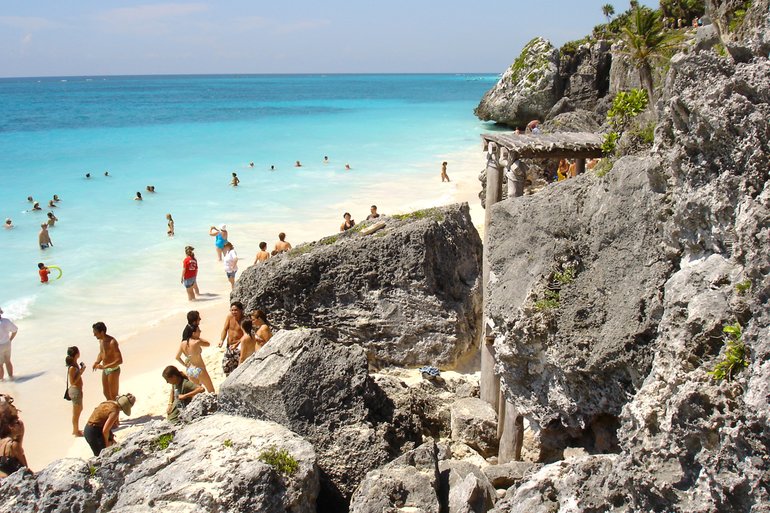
[38,263,50,283]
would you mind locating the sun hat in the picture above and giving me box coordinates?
[220,224,227,230]
[116,393,136,415]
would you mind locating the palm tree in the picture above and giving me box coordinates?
[620,7,682,104]
[602,4,616,23]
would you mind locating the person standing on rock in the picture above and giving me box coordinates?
[220,302,245,375]
[274,232,292,254]
[254,242,270,264]
[83,393,135,456]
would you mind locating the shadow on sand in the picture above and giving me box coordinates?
[5,371,46,384]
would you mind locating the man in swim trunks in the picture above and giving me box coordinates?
[220,302,245,375]
[91,322,123,401]
[38,224,53,250]
[0,309,19,382]
[274,232,292,254]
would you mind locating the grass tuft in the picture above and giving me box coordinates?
[258,446,299,476]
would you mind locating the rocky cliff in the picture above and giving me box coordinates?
[486,2,770,510]
[231,203,482,368]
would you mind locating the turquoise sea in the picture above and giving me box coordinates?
[0,74,496,380]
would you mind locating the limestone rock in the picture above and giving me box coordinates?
[482,462,540,490]
[487,156,671,461]
[558,40,612,112]
[178,391,218,423]
[231,203,482,368]
[705,0,770,59]
[439,460,496,513]
[219,329,422,509]
[0,415,319,513]
[474,38,561,127]
[541,109,601,133]
[349,442,441,513]
[450,398,498,458]
[608,42,642,94]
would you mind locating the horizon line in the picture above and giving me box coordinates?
[0,71,501,80]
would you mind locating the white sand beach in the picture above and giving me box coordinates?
[17,143,487,470]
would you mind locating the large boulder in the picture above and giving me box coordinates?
[486,155,672,462]
[231,203,482,368]
[705,0,770,60]
[558,40,612,112]
[439,460,496,513]
[349,442,441,513]
[219,329,422,511]
[474,38,561,127]
[0,415,319,513]
[449,398,498,458]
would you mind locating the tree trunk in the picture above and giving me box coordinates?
[639,61,655,109]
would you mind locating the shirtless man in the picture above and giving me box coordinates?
[220,302,245,375]
[91,322,123,401]
[39,224,53,250]
[176,324,214,392]
[274,232,292,254]
[254,242,270,264]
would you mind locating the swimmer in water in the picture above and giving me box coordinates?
[324,156,329,164]
[53,194,61,203]
[249,162,254,168]
[31,202,42,211]
[39,224,53,249]
[270,165,275,171]
[231,173,239,187]
[345,163,351,170]
[134,192,143,201]
[48,200,57,208]
[166,214,174,237]
[146,185,156,193]
[85,173,91,179]
[47,212,58,227]
[38,263,50,284]
[4,218,13,229]
[104,171,110,177]
[295,161,302,168]
[26,196,33,203]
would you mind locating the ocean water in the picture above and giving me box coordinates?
[0,74,496,378]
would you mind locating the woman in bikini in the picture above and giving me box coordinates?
[0,395,29,478]
[66,346,86,436]
[250,309,273,352]
[176,325,214,393]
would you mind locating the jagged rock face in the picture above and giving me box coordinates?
[474,38,561,127]
[439,460,497,513]
[706,0,770,59]
[608,42,642,95]
[489,44,770,513]
[486,156,672,461]
[559,41,612,111]
[0,415,319,513]
[218,329,423,511]
[349,442,441,513]
[231,203,482,368]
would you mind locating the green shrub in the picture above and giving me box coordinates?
[554,267,576,285]
[535,290,561,311]
[594,158,615,177]
[709,322,749,381]
[223,439,234,448]
[89,465,98,477]
[259,446,299,476]
[735,280,751,295]
[602,132,620,155]
[634,122,655,144]
[560,36,592,56]
[728,1,752,32]
[152,433,174,451]
[392,207,444,222]
[320,235,338,245]
[608,89,649,131]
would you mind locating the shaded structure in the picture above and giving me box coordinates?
[478,131,604,463]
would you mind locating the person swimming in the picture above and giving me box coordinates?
[230,173,239,187]
[344,163,351,170]
[85,173,91,179]
[295,161,302,168]
[31,202,42,211]
[104,171,110,177]
[53,194,61,203]
[3,219,12,229]
[146,185,156,193]
[134,192,143,201]
[26,196,33,203]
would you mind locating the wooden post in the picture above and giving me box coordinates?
[576,158,586,175]
[480,144,503,410]
[498,400,524,463]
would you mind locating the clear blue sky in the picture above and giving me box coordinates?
[0,1,658,77]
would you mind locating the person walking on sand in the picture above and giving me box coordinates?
[0,395,29,477]
[39,224,53,249]
[83,393,135,456]
[91,322,123,401]
[223,242,238,289]
[254,242,270,264]
[274,232,292,254]
[440,161,450,182]
[176,325,214,393]
[340,212,356,232]
[220,302,245,376]
[0,309,18,382]
[166,214,174,237]
[181,246,199,301]
[250,309,273,352]
[209,224,228,261]
[162,366,204,422]
[65,346,86,436]
[230,173,240,187]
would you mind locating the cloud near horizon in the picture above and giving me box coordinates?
[0,16,60,31]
